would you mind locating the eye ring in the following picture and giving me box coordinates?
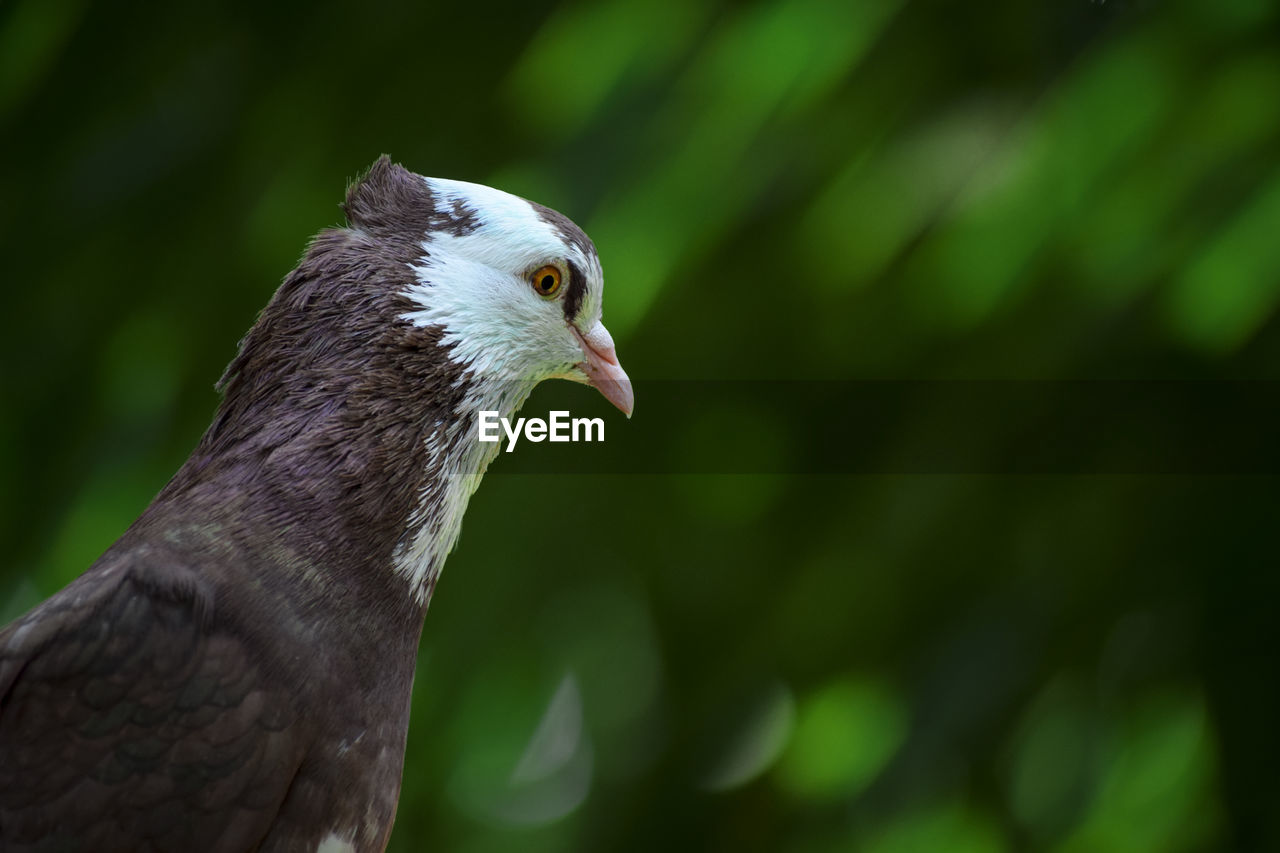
[530,264,562,299]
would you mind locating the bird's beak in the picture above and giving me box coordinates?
[570,321,634,418]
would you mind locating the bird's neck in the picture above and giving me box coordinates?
[392,375,538,604]
[151,368,537,609]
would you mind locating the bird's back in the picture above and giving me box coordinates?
[0,547,311,852]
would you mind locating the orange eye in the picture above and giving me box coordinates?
[530,265,562,298]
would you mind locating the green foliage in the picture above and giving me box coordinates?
[776,676,906,800]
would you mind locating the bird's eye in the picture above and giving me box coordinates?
[530,265,562,299]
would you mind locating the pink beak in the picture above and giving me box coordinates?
[571,322,634,417]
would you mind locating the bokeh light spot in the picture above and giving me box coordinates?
[776,675,907,799]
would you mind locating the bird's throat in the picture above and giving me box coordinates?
[392,375,539,605]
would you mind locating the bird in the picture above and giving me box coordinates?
[0,156,633,853]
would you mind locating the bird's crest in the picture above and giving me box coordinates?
[344,155,477,238]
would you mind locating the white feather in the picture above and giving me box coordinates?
[392,177,601,603]
[314,831,356,853]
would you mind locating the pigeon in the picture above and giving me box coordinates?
[0,156,632,853]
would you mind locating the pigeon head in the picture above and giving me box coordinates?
[344,156,632,417]
[396,176,633,417]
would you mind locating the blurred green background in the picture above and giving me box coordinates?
[2,0,1278,850]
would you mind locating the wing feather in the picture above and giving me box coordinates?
[0,562,306,852]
